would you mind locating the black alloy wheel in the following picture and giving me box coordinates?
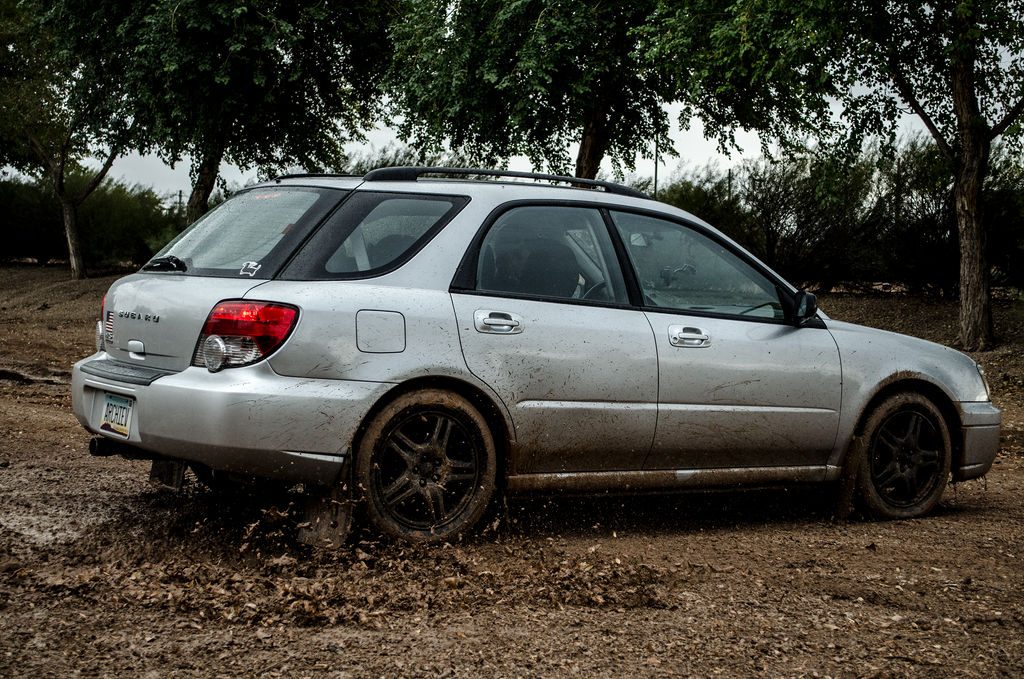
[855,392,952,519]
[356,389,496,542]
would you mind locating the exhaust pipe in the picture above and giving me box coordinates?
[89,436,152,460]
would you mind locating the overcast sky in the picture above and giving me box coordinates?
[103,105,764,199]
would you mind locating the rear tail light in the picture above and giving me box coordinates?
[192,301,299,372]
[96,294,107,352]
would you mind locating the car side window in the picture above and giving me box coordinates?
[325,196,460,272]
[476,206,629,304]
[610,211,783,319]
[281,192,467,280]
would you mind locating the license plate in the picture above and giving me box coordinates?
[100,393,134,439]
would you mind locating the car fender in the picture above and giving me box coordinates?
[826,319,988,469]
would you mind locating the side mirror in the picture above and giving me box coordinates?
[792,290,818,325]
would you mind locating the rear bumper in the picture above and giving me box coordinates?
[72,355,392,486]
[955,401,1002,481]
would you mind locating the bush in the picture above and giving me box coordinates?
[654,138,1024,294]
[0,167,186,268]
[0,175,65,262]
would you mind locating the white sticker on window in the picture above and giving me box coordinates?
[239,261,262,277]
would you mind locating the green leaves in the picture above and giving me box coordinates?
[56,0,397,178]
[390,0,675,178]
[642,1,850,154]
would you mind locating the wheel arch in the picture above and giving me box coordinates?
[351,375,514,483]
[851,377,963,473]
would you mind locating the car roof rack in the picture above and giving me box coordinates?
[272,173,362,182]
[362,166,649,199]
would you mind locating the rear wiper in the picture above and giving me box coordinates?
[143,255,188,272]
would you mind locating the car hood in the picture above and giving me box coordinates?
[825,319,989,403]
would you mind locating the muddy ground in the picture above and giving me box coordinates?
[1,264,1022,678]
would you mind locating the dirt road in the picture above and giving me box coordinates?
[2,265,1022,678]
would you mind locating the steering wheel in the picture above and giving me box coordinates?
[660,264,697,287]
[582,281,608,300]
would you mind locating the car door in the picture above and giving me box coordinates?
[608,210,842,470]
[451,205,658,474]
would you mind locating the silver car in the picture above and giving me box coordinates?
[72,167,1001,543]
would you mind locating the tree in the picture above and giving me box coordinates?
[391,0,675,179]
[58,0,396,224]
[646,0,1024,350]
[642,2,843,155]
[331,143,476,175]
[0,0,138,278]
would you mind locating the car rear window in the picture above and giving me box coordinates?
[280,191,468,280]
[145,187,344,279]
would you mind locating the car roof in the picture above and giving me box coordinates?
[250,166,719,235]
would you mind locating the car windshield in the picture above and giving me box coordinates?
[146,187,343,279]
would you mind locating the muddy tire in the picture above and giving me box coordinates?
[855,392,951,520]
[355,389,497,543]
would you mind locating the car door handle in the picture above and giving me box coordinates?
[474,310,524,334]
[669,325,710,348]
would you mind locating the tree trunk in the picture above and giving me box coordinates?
[61,199,86,280]
[953,142,993,351]
[185,146,225,225]
[949,12,994,351]
[575,105,610,180]
[27,133,120,279]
